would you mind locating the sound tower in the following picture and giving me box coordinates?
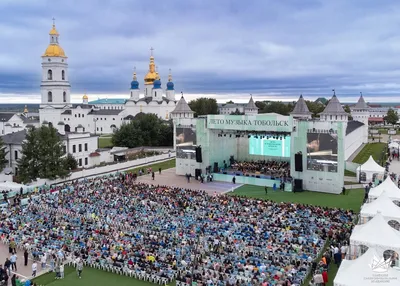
[294,179,303,193]
[295,153,303,172]
[195,146,202,163]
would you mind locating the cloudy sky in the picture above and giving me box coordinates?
[1,0,400,103]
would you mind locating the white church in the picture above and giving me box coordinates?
[39,23,179,135]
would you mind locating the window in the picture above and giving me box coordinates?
[78,114,81,118]
[48,91,53,102]
[84,143,88,151]
[155,91,157,97]
[14,150,18,160]
[82,114,84,118]
[75,114,77,117]
[113,118,115,120]
[15,167,18,176]
[63,91,67,102]
[85,158,88,165]
[79,159,82,166]
[47,70,52,80]
[62,70,65,80]
[79,144,82,152]
[101,127,103,131]
[73,145,76,153]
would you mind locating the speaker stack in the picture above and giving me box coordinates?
[195,146,202,163]
[293,179,303,193]
[295,153,303,172]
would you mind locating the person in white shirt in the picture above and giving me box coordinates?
[41,254,47,269]
[32,262,38,277]
[341,244,348,259]
[60,264,64,279]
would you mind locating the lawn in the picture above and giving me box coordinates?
[98,137,113,148]
[32,266,169,286]
[127,158,175,174]
[352,143,387,165]
[344,169,356,177]
[231,185,364,212]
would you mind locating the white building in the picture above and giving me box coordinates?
[0,107,39,135]
[38,23,179,135]
[217,97,259,115]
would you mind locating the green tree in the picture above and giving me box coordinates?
[188,98,218,116]
[18,126,68,183]
[343,105,353,120]
[0,137,8,173]
[385,108,399,125]
[112,114,173,148]
[305,100,326,118]
[64,153,78,171]
[256,101,294,115]
[230,108,244,115]
[17,128,40,183]
[226,100,234,104]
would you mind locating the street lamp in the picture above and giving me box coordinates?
[93,118,98,135]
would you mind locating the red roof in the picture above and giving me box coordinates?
[89,152,100,157]
[368,117,384,122]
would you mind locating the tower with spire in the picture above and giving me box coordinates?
[144,48,157,98]
[82,93,88,105]
[171,94,194,119]
[130,67,140,101]
[319,90,348,122]
[291,95,312,119]
[244,95,259,115]
[352,92,370,143]
[166,69,175,101]
[40,19,71,108]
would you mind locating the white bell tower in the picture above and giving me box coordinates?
[40,19,71,108]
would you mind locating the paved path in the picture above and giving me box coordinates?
[136,168,242,194]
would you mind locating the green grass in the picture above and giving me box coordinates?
[344,169,356,177]
[127,158,175,174]
[33,266,170,286]
[98,137,113,148]
[352,143,387,165]
[231,185,364,212]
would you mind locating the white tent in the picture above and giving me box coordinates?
[368,176,400,202]
[350,212,400,254]
[356,155,385,182]
[389,142,400,150]
[334,247,400,286]
[360,192,400,223]
[0,181,27,191]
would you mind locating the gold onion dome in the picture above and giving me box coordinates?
[43,23,67,57]
[49,24,59,35]
[144,49,157,84]
[83,94,88,100]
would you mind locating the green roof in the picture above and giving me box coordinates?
[89,98,127,104]
[315,97,328,104]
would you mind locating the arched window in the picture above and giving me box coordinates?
[47,70,53,80]
[155,91,157,97]
[64,124,71,132]
[48,91,53,102]
[63,92,67,102]
[14,150,18,160]
[62,70,65,80]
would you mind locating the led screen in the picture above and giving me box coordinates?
[249,136,291,157]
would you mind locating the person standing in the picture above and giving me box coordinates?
[76,260,83,279]
[32,261,37,277]
[4,258,11,276]
[11,274,16,286]
[265,186,268,195]
[60,263,64,279]
[10,253,17,271]
[232,176,236,184]
[152,172,155,180]
[24,249,28,266]
[159,167,162,175]
[342,186,346,195]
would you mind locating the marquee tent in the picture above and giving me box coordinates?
[389,142,400,150]
[356,156,385,182]
[368,176,400,202]
[334,247,400,286]
[360,192,400,223]
[0,181,26,192]
[350,212,400,255]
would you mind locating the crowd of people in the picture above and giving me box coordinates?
[231,160,290,179]
[0,173,355,285]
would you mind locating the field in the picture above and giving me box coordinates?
[98,137,113,148]
[352,143,387,165]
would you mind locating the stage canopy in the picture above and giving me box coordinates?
[350,212,400,253]
[356,156,385,182]
[368,176,400,201]
[334,247,400,286]
[360,191,400,222]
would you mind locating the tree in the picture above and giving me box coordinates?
[64,153,78,171]
[18,126,68,183]
[230,108,244,115]
[226,100,234,104]
[385,108,399,125]
[112,114,173,148]
[343,105,353,120]
[305,100,326,118]
[0,137,8,173]
[188,98,218,116]
[256,101,294,115]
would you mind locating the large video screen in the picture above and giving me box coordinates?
[306,133,338,172]
[249,136,291,157]
[176,127,196,147]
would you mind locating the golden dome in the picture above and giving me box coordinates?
[49,24,59,36]
[83,94,88,100]
[24,105,28,113]
[43,44,66,57]
[144,48,157,84]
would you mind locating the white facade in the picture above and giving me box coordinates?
[0,113,39,135]
[218,103,246,115]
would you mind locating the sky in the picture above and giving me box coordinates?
[2,0,400,103]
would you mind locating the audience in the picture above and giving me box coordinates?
[0,173,355,285]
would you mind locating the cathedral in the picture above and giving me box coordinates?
[39,23,180,135]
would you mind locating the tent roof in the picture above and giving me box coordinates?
[334,247,400,286]
[368,176,400,200]
[356,156,385,173]
[361,191,400,221]
[350,212,400,251]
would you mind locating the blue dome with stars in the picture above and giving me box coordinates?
[131,80,139,90]
[153,79,161,89]
[167,81,174,90]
